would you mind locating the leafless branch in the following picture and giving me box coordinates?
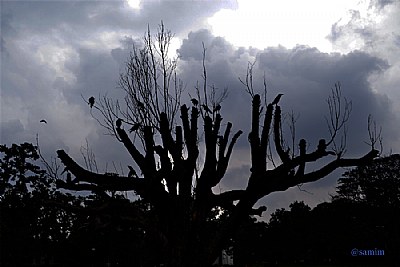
[80,139,99,173]
[324,82,352,155]
[365,114,383,154]
[287,110,300,158]
[36,134,61,180]
[239,60,256,98]
[89,22,183,145]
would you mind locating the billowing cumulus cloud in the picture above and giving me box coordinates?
[176,29,399,215]
[1,0,400,217]
[329,0,400,111]
[177,30,396,153]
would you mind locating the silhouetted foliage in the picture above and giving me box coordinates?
[232,156,400,266]
[334,154,400,207]
[0,143,81,266]
[1,143,160,266]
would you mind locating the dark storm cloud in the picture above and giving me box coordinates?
[2,0,237,40]
[1,0,399,216]
[176,29,399,214]
[0,120,26,145]
[256,46,392,150]
[0,0,235,156]
[370,0,394,9]
[178,30,396,154]
[325,0,400,151]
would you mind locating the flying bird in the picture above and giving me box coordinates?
[88,96,95,108]
[40,119,47,124]
[191,98,198,106]
[129,123,141,133]
[201,104,212,113]
[271,94,284,105]
[116,118,123,128]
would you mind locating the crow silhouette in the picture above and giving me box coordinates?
[88,96,95,108]
[191,98,198,106]
[40,119,47,124]
[201,104,212,113]
[213,104,221,113]
[272,94,284,105]
[116,118,123,128]
[129,123,141,133]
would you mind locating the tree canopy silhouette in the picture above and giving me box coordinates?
[334,154,400,207]
[54,23,380,267]
[0,143,82,266]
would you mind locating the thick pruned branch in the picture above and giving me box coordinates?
[116,127,146,171]
[273,105,291,163]
[56,150,145,193]
[260,103,274,169]
[216,129,243,183]
[296,149,379,185]
[250,149,380,198]
[249,95,262,172]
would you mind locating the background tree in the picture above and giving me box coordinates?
[0,143,82,266]
[334,153,400,207]
[0,143,157,266]
[232,155,400,266]
[55,23,379,267]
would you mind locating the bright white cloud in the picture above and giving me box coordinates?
[208,0,367,52]
[127,0,141,10]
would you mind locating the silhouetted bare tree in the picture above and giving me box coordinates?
[55,23,379,267]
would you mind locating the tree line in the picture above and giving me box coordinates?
[1,143,398,266]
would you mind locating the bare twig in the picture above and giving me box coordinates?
[324,83,352,155]
[239,60,257,98]
[365,114,383,154]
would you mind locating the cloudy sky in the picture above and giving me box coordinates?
[1,0,400,216]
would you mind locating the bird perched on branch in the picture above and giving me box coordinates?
[116,118,123,128]
[271,94,284,105]
[40,119,47,124]
[129,123,141,133]
[213,104,221,113]
[88,96,95,108]
[201,104,212,114]
[191,98,198,106]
